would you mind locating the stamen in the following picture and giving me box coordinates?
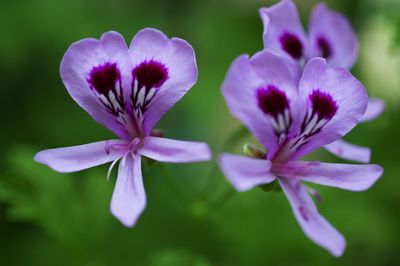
[107,157,121,181]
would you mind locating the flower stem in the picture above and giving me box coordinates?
[199,126,249,200]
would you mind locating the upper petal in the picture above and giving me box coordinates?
[138,136,211,163]
[128,28,198,136]
[34,140,126,173]
[276,161,383,191]
[221,50,303,156]
[218,153,276,192]
[260,0,309,62]
[110,153,146,227]
[309,3,358,69]
[360,98,385,123]
[279,178,345,257]
[60,31,134,140]
[324,139,371,163]
[290,58,368,159]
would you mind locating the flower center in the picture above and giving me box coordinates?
[257,85,292,143]
[280,32,303,59]
[272,89,338,162]
[317,36,332,59]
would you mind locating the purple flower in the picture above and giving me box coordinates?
[34,29,212,227]
[218,50,383,256]
[260,0,385,162]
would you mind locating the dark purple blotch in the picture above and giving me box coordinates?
[133,60,168,91]
[257,85,289,116]
[310,89,338,120]
[88,63,121,95]
[280,32,303,59]
[317,36,332,59]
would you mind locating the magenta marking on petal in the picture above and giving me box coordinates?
[105,140,111,155]
[317,36,332,59]
[257,85,292,141]
[257,85,289,116]
[309,89,338,120]
[299,206,309,221]
[131,60,169,118]
[88,62,127,120]
[89,63,121,95]
[280,32,303,59]
[133,60,168,91]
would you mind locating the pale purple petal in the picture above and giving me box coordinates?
[292,58,368,159]
[279,178,345,257]
[129,28,198,135]
[309,3,358,68]
[110,153,146,227]
[324,139,371,163]
[60,31,133,140]
[34,140,126,173]
[221,50,304,156]
[218,153,276,192]
[260,0,309,62]
[276,161,383,191]
[138,136,211,163]
[360,98,385,123]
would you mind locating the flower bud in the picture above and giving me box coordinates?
[243,143,266,159]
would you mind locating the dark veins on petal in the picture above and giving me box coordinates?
[257,85,292,139]
[131,60,169,117]
[88,62,126,120]
[317,36,332,59]
[88,63,121,95]
[280,32,303,59]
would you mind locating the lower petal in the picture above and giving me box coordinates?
[34,140,126,173]
[360,98,385,123]
[218,153,276,192]
[279,178,345,257]
[138,136,211,163]
[110,153,146,227]
[324,139,371,163]
[279,161,383,191]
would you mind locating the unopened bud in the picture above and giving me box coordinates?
[243,143,266,159]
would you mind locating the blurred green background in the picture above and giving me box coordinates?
[1,0,399,265]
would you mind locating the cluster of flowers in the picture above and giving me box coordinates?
[35,0,383,256]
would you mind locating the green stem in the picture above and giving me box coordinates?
[159,164,192,208]
[199,126,249,199]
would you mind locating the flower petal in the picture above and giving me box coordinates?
[277,161,383,191]
[129,28,198,135]
[360,98,385,123]
[110,153,146,227]
[279,178,345,257]
[218,153,276,192]
[292,58,368,159]
[260,0,308,61]
[324,139,371,163]
[34,140,126,173]
[138,136,211,163]
[60,31,133,140]
[309,3,358,68]
[221,50,303,156]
